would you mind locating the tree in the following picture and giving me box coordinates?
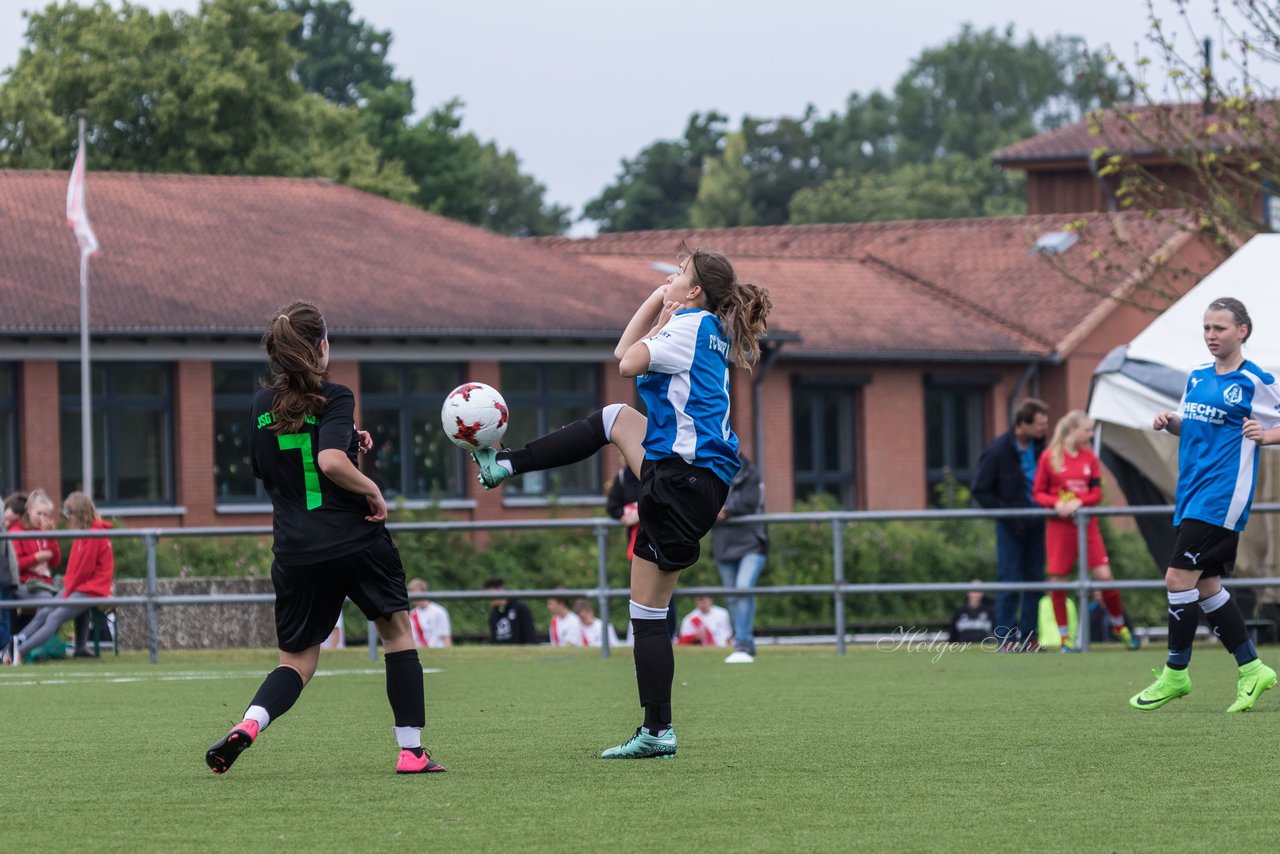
[789,154,1024,224]
[582,112,726,232]
[1041,1,1280,306]
[583,24,1119,232]
[283,0,394,107]
[1095,1,1280,245]
[691,132,755,228]
[0,0,565,235]
[892,25,1120,163]
[0,0,345,176]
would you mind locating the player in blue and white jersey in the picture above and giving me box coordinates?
[471,243,771,758]
[1131,298,1280,713]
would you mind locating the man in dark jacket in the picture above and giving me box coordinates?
[711,455,768,661]
[972,399,1049,649]
[484,576,539,644]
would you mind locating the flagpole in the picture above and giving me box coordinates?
[77,109,93,500]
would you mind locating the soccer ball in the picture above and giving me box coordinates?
[441,382,509,450]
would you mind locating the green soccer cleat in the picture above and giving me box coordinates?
[1129,665,1192,711]
[600,727,676,759]
[1226,660,1277,714]
[470,448,512,489]
[1116,626,1141,651]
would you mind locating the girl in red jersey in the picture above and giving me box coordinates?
[1033,410,1139,652]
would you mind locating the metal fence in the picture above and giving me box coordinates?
[6,503,1280,663]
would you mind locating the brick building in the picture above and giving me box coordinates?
[0,169,1225,526]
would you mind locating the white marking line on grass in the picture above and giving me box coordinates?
[0,667,441,687]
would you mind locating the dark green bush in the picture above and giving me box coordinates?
[89,493,1163,641]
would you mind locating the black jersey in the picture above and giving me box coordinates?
[251,382,383,565]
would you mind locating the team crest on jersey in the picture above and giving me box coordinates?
[1224,383,1244,406]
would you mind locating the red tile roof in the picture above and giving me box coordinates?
[537,213,1198,359]
[1,170,1201,362]
[994,102,1272,165]
[0,170,653,338]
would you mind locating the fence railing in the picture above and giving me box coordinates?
[5,503,1280,663]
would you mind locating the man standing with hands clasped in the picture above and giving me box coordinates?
[972,399,1050,651]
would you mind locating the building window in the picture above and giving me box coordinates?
[925,385,986,505]
[360,363,465,500]
[792,385,857,508]
[60,362,173,505]
[0,364,17,494]
[214,363,269,503]
[499,363,600,497]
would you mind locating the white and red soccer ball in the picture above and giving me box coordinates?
[441,382,509,451]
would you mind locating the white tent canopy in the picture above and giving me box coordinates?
[1089,233,1280,586]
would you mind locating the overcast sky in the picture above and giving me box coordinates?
[0,0,1255,231]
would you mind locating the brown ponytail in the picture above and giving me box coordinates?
[677,241,773,369]
[262,301,328,433]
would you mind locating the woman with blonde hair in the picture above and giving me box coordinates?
[10,488,60,599]
[1032,410,1137,652]
[5,492,114,665]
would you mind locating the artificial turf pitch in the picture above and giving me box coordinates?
[0,642,1275,852]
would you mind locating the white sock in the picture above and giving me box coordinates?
[394,725,422,749]
[629,599,669,620]
[243,704,271,730]
[496,459,514,474]
[602,403,624,441]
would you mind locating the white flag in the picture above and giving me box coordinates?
[66,143,100,258]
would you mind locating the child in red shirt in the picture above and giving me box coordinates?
[11,488,60,593]
[1033,410,1139,652]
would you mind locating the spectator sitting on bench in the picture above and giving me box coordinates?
[12,489,60,604]
[5,492,114,664]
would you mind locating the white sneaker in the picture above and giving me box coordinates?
[724,650,754,664]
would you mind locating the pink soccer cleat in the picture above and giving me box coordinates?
[395,747,446,774]
[205,719,260,775]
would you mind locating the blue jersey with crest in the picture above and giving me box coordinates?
[636,308,741,485]
[1175,359,1280,531]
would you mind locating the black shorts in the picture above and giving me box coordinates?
[632,457,731,572]
[272,530,410,652]
[1167,519,1238,578]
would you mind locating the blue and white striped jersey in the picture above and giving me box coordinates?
[1175,359,1280,531]
[636,308,741,485]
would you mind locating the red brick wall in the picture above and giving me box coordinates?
[20,361,60,494]
[175,361,215,526]
[755,369,792,512]
[860,365,927,509]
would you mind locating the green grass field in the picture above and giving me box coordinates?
[1,642,1275,852]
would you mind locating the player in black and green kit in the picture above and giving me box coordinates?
[205,301,444,775]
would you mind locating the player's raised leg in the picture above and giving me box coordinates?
[472,403,644,488]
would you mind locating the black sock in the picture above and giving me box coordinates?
[500,409,607,474]
[385,648,425,728]
[1166,589,1200,670]
[632,618,673,734]
[1200,594,1256,665]
[249,665,305,722]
